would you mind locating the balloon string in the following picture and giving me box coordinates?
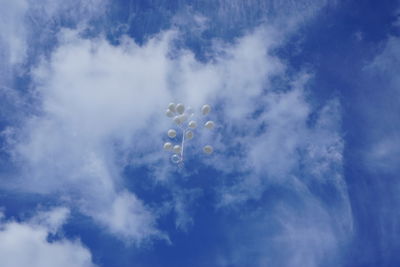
[181,127,185,163]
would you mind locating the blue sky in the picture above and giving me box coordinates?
[0,0,400,266]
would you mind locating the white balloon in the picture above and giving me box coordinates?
[179,114,188,122]
[205,120,215,129]
[166,109,174,117]
[185,130,193,139]
[173,116,182,125]
[168,103,176,112]
[188,120,197,129]
[176,103,185,114]
[203,145,213,154]
[201,104,211,115]
[163,142,173,150]
[167,129,177,138]
[171,154,181,163]
[173,145,181,154]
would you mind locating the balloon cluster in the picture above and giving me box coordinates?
[164,102,215,164]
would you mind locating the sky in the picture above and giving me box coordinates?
[0,0,400,266]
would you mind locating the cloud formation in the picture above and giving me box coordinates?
[363,36,400,173]
[0,0,29,67]
[0,207,96,267]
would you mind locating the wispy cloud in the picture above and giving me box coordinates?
[0,207,96,267]
[362,36,400,173]
[0,0,29,66]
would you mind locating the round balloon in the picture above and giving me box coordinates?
[173,116,182,125]
[171,154,181,163]
[167,129,177,138]
[203,145,213,154]
[168,103,176,112]
[188,120,197,129]
[205,121,215,129]
[166,109,174,117]
[176,103,185,114]
[201,104,211,115]
[163,142,173,150]
[179,114,188,122]
[185,130,194,140]
[173,145,181,154]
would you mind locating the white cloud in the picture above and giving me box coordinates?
[4,28,175,243]
[92,191,166,243]
[217,171,352,267]
[0,0,106,70]
[202,70,352,267]
[171,0,333,38]
[29,206,70,233]
[0,207,96,267]
[366,138,400,172]
[362,36,400,173]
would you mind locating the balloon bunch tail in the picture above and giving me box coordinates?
[164,102,215,166]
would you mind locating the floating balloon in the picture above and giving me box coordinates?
[185,130,193,140]
[167,129,177,138]
[205,121,215,129]
[166,109,174,117]
[203,145,213,154]
[173,145,181,153]
[171,154,181,163]
[164,102,216,165]
[163,142,173,150]
[188,120,197,129]
[173,116,182,125]
[179,114,188,122]
[168,103,176,112]
[201,104,211,115]
[176,103,185,114]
